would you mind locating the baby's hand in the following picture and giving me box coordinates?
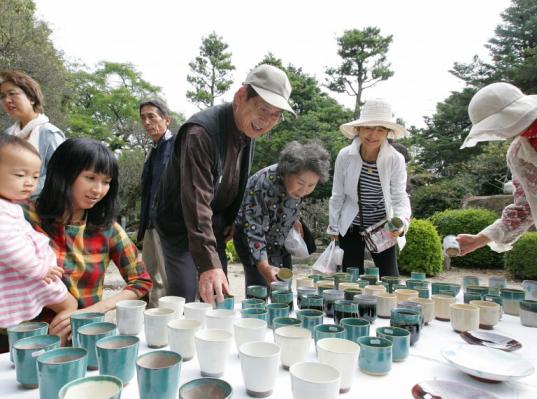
[42,266,63,284]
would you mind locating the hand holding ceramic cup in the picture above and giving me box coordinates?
[136,350,182,399]
[96,335,140,386]
[274,326,311,369]
[144,307,175,348]
[158,296,186,318]
[116,300,146,335]
[289,361,341,399]
[195,329,233,377]
[167,319,201,361]
[239,341,281,398]
[316,338,359,393]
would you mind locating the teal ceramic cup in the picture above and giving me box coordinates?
[300,294,323,311]
[416,287,430,299]
[37,347,88,399]
[96,335,139,386]
[346,267,361,282]
[136,350,182,399]
[334,272,352,289]
[246,285,268,301]
[489,276,507,293]
[356,279,370,288]
[376,326,410,362]
[464,292,483,304]
[313,324,345,344]
[365,267,379,276]
[462,276,480,291]
[297,287,317,309]
[59,375,122,399]
[308,274,323,283]
[267,303,290,327]
[70,312,105,348]
[381,276,401,293]
[340,317,370,342]
[484,294,503,307]
[344,288,362,301]
[179,377,233,399]
[242,298,266,309]
[13,334,60,388]
[297,309,324,334]
[392,283,407,291]
[78,322,117,370]
[216,294,235,310]
[271,289,294,310]
[360,274,378,285]
[272,317,302,331]
[241,307,268,323]
[466,285,488,296]
[390,308,421,346]
[357,336,392,375]
[7,321,48,363]
[271,280,290,293]
[501,288,526,315]
[405,279,429,290]
[410,271,426,281]
[334,299,356,324]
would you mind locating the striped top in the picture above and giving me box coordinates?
[353,161,387,227]
[0,198,67,327]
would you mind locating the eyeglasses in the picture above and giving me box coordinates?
[0,90,24,101]
[255,101,284,123]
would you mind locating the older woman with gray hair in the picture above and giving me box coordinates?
[234,140,331,287]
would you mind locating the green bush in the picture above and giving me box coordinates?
[505,232,537,280]
[226,240,238,263]
[398,219,443,276]
[429,208,504,269]
[410,179,469,219]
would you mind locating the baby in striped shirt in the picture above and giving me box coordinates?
[0,134,77,332]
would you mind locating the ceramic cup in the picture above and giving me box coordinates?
[346,267,361,282]
[431,294,456,321]
[271,289,294,311]
[266,303,290,327]
[466,285,489,297]
[443,235,460,256]
[77,322,117,370]
[364,284,387,296]
[241,307,269,323]
[416,287,430,299]
[297,287,317,309]
[116,300,146,335]
[195,329,233,377]
[239,341,281,398]
[410,271,427,281]
[405,279,429,290]
[340,317,370,342]
[242,298,266,309]
[274,326,311,369]
[313,324,345,344]
[300,294,323,311]
[462,276,480,291]
[246,285,269,301]
[338,282,361,291]
[489,276,507,295]
[136,350,182,399]
[144,307,175,348]
[469,300,501,329]
[522,280,537,300]
[179,377,232,399]
[519,300,537,327]
[59,375,122,399]
[289,361,341,399]
[96,335,140,386]
[270,281,290,293]
[215,294,235,310]
[501,288,526,316]
[409,298,435,325]
[394,289,419,303]
[272,317,302,331]
[7,321,48,363]
[296,309,324,334]
[37,347,88,399]
[376,292,397,318]
[183,302,212,328]
[233,317,267,351]
[158,296,186,318]
[316,338,359,393]
[365,266,379,276]
[308,274,323,283]
[357,336,392,376]
[464,292,483,304]
[450,303,479,333]
[376,326,410,362]
[205,309,236,333]
[333,299,356,324]
[70,313,106,348]
[167,319,201,361]
[344,288,363,301]
[390,308,421,346]
[13,335,60,388]
[296,277,315,289]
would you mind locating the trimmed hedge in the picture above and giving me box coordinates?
[429,208,503,269]
[505,232,537,280]
[398,219,443,276]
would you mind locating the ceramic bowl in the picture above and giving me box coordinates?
[519,300,537,328]
[179,377,232,399]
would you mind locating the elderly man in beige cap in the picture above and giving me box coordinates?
[154,64,294,305]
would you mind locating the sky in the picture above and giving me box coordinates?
[34,0,512,128]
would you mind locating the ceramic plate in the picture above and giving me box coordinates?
[412,380,498,399]
[460,330,522,352]
[441,343,534,382]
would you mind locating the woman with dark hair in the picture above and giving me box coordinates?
[233,140,331,287]
[24,138,152,337]
[0,70,65,194]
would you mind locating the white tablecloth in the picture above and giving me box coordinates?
[1,302,537,398]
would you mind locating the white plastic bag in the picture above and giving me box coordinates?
[311,241,344,274]
[284,228,309,258]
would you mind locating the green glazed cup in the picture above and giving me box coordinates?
[59,375,122,399]
[241,307,268,323]
[365,267,379,276]
[416,287,430,299]
[340,317,370,342]
[466,285,489,296]
[357,336,392,375]
[37,347,88,399]
[300,294,323,311]
[360,274,378,285]
[78,322,117,370]
[271,290,294,310]
[96,334,140,386]
[246,285,268,301]
[356,279,369,288]
[297,309,324,334]
[70,312,105,348]
[313,324,345,344]
[216,294,235,310]
[272,317,302,331]
[242,298,266,309]
[308,274,323,283]
[462,276,480,291]
[13,334,60,388]
[405,279,429,290]
[136,350,182,399]
[376,326,410,362]
[484,294,503,307]
[7,321,48,363]
[464,292,483,304]
[410,271,426,281]
[501,288,525,315]
[344,288,362,301]
[267,303,290,327]
[346,267,361,282]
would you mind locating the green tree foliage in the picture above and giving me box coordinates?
[398,219,444,276]
[117,148,145,226]
[325,27,394,117]
[410,179,471,219]
[0,0,68,130]
[505,232,537,279]
[186,32,235,109]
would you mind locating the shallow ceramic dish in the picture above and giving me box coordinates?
[441,343,534,382]
[411,380,498,399]
[460,330,522,352]
[179,377,232,399]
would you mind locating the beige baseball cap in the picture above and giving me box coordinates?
[243,64,295,115]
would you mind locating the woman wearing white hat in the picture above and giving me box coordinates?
[457,82,537,255]
[327,98,411,276]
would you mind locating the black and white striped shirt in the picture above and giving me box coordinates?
[353,161,386,227]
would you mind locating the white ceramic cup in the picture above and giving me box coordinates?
[239,341,281,398]
[364,285,386,296]
[394,289,419,303]
[158,296,186,319]
[316,338,359,394]
[296,278,315,289]
[194,329,233,377]
[116,300,147,335]
[289,361,341,399]
[274,326,311,369]
[431,294,456,321]
[167,319,201,361]
[233,318,267,351]
[450,303,480,332]
[143,308,175,348]
[469,300,501,329]
[183,302,212,328]
[205,309,236,333]
[375,292,397,318]
[409,298,435,325]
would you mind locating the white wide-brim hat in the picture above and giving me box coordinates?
[461,82,537,148]
[339,98,408,139]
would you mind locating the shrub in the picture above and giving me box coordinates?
[505,232,537,280]
[410,179,469,219]
[429,208,504,269]
[226,240,238,263]
[398,219,443,276]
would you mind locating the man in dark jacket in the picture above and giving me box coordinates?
[138,99,174,307]
[154,64,294,304]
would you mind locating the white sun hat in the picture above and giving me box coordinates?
[461,82,537,148]
[339,98,408,139]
